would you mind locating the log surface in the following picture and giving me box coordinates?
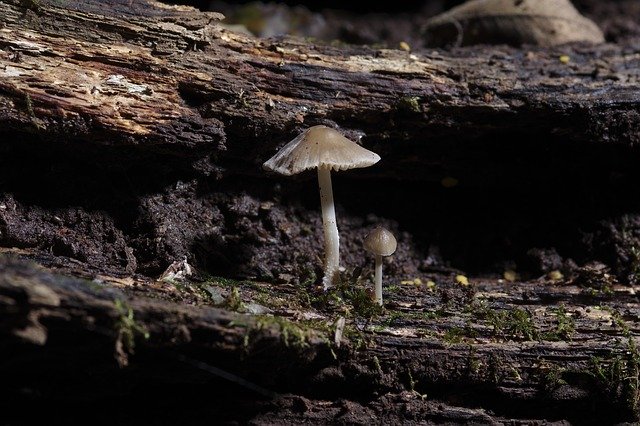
[2,253,640,424]
[2,0,640,169]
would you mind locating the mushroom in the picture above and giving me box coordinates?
[263,125,380,289]
[363,226,397,306]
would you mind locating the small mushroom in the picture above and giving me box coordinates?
[263,125,380,289]
[363,226,397,306]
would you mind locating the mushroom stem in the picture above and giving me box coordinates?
[318,167,340,289]
[374,254,383,306]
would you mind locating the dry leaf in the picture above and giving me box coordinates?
[423,0,605,47]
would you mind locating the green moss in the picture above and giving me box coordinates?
[443,327,467,344]
[397,96,421,113]
[253,292,288,310]
[542,305,575,341]
[616,216,640,285]
[442,321,478,344]
[487,354,504,384]
[407,369,417,392]
[466,300,538,341]
[380,311,404,328]
[24,94,35,117]
[229,315,337,358]
[386,284,400,293]
[346,286,383,318]
[227,317,250,349]
[372,355,383,375]
[342,323,375,351]
[539,362,567,392]
[590,350,640,413]
[299,318,336,337]
[583,285,614,298]
[467,347,481,375]
[308,268,383,319]
[20,93,43,129]
[114,299,149,355]
[295,287,314,308]
[239,315,339,355]
[377,310,440,329]
[253,316,323,350]
[300,265,317,288]
[465,298,490,316]
[586,308,640,414]
[224,287,245,311]
[486,308,538,341]
[336,268,384,318]
[606,307,631,336]
[509,366,523,382]
[205,276,246,287]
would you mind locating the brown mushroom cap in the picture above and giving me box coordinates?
[424,0,604,47]
[263,125,380,176]
[363,227,397,257]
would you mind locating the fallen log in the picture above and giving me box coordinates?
[2,253,640,423]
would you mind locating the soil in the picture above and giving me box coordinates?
[3,0,640,284]
[4,104,640,284]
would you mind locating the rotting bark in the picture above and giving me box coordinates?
[2,254,640,424]
[2,0,640,423]
[2,0,640,164]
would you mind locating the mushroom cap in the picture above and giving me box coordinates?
[363,226,397,257]
[263,125,381,176]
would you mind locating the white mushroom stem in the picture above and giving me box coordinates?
[318,166,340,290]
[374,254,383,306]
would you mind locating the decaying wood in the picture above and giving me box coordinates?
[1,0,640,179]
[2,253,640,423]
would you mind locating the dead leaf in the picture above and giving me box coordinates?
[423,0,605,47]
[158,257,193,283]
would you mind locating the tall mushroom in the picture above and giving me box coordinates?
[263,125,380,289]
[363,226,397,306]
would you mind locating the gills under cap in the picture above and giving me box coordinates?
[263,125,381,176]
[364,227,397,257]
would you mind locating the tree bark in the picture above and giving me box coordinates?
[2,0,640,168]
